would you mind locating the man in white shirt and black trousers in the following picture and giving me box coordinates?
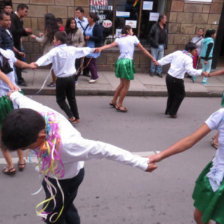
[157,42,208,118]
[31,31,94,124]
[1,91,157,224]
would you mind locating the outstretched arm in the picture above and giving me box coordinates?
[208,69,224,77]
[137,43,157,64]
[95,41,118,52]
[14,59,36,69]
[149,123,211,163]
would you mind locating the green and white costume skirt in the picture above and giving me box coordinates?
[0,95,14,129]
[115,58,135,80]
[192,161,224,224]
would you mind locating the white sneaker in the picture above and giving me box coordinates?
[89,79,97,83]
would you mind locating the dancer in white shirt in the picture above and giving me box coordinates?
[31,31,94,124]
[157,42,207,118]
[96,25,157,112]
[1,91,156,224]
[149,107,224,224]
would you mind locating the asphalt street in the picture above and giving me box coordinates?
[0,95,220,224]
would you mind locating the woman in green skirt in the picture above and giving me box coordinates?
[0,48,33,175]
[149,99,224,223]
[96,25,157,112]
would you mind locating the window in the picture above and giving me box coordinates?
[90,0,166,45]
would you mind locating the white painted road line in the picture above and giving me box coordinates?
[0,151,160,164]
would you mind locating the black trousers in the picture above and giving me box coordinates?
[165,74,185,116]
[42,168,85,224]
[74,58,82,82]
[15,52,23,82]
[56,75,79,119]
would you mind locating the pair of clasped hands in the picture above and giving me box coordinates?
[145,153,162,172]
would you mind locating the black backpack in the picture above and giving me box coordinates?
[0,52,13,74]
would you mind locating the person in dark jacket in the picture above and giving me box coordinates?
[83,12,103,83]
[148,14,168,78]
[0,12,14,51]
[10,3,32,86]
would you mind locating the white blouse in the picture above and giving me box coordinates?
[205,108,224,191]
[115,35,140,60]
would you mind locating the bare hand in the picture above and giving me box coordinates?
[145,162,158,172]
[202,72,209,77]
[18,51,25,57]
[153,60,159,66]
[7,90,15,98]
[204,61,208,65]
[94,48,101,53]
[29,62,38,69]
[25,27,32,34]
[8,83,19,91]
[85,36,90,40]
[148,153,163,164]
[30,34,36,39]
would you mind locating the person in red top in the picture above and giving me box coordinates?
[56,18,64,32]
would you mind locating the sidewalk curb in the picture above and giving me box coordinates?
[22,88,222,97]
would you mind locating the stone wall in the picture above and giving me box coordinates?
[167,0,223,53]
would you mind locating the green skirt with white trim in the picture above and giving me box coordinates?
[192,161,224,224]
[115,58,135,80]
[0,95,14,129]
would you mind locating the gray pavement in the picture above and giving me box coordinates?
[21,68,224,96]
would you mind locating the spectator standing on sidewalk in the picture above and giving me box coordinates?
[56,17,64,31]
[30,13,59,87]
[75,6,88,33]
[200,29,216,85]
[10,3,32,86]
[191,28,204,82]
[3,2,13,15]
[148,14,168,78]
[65,17,85,84]
[83,12,103,83]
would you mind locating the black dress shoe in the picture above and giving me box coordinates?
[18,80,27,86]
[170,114,177,118]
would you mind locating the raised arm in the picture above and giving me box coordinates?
[208,69,224,77]
[95,41,118,52]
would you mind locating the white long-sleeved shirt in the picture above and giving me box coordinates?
[158,50,202,79]
[35,44,94,78]
[10,92,149,179]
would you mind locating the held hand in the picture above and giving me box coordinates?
[153,60,159,66]
[148,153,163,164]
[145,162,158,172]
[25,27,32,34]
[29,62,38,69]
[7,90,15,99]
[8,83,19,91]
[202,72,209,77]
[30,34,36,39]
[94,48,101,53]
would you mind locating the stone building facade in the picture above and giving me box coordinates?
[6,0,224,71]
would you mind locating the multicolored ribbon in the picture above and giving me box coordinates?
[182,50,194,59]
[32,112,65,223]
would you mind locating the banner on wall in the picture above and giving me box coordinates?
[90,0,108,6]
